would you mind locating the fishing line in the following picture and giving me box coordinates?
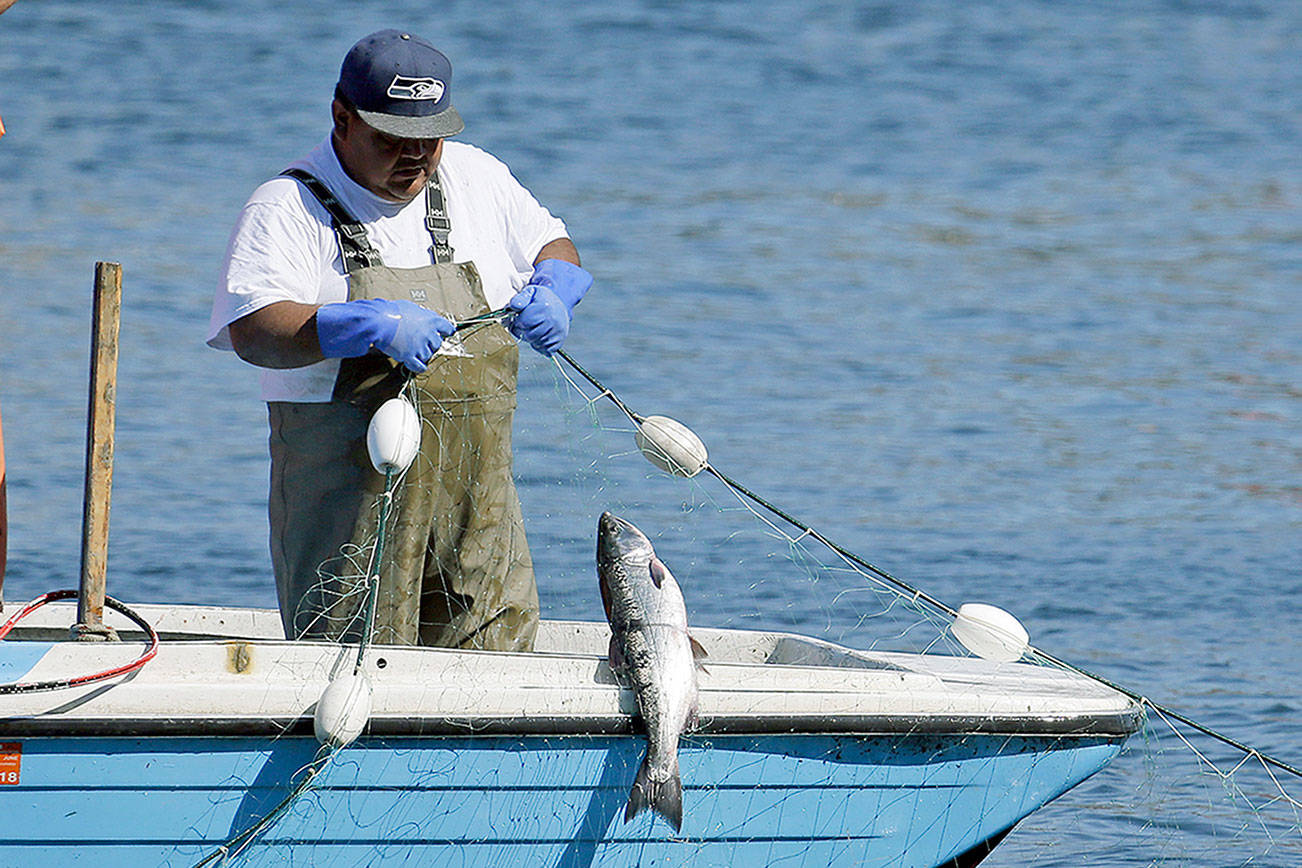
[552,348,1302,783]
[555,349,955,614]
[453,305,513,332]
[353,465,396,674]
[191,409,408,866]
[1031,649,1302,780]
[189,747,335,868]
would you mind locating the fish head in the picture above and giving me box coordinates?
[598,511,655,569]
[598,512,656,622]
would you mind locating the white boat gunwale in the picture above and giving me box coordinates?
[0,602,1143,739]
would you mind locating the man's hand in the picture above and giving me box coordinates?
[529,259,593,310]
[316,298,455,373]
[507,259,593,356]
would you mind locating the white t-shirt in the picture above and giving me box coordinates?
[207,135,569,402]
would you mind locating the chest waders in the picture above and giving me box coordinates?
[267,169,539,651]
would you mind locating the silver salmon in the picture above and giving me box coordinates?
[597,512,706,832]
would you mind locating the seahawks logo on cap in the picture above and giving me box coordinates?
[387,75,445,101]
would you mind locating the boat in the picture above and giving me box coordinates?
[0,598,1141,867]
[0,263,1141,865]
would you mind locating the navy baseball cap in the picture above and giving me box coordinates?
[337,30,464,139]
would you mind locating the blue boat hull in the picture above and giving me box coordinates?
[0,731,1122,867]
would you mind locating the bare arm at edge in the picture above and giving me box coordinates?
[228,301,325,370]
[1,401,8,605]
[535,237,581,268]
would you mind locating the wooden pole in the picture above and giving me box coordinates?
[74,261,121,641]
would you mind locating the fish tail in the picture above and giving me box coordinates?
[625,751,683,832]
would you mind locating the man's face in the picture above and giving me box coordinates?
[331,99,443,203]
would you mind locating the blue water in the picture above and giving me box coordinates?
[1,1,1298,864]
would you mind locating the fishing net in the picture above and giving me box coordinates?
[282,316,537,652]
[180,343,1300,867]
[523,351,1302,866]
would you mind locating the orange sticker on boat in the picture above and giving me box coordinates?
[0,743,20,785]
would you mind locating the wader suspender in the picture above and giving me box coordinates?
[281,167,453,267]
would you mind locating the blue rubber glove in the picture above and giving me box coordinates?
[528,259,593,310]
[507,259,593,356]
[507,284,570,356]
[315,298,455,373]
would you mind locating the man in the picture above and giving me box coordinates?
[207,30,591,651]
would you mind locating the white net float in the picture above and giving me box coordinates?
[635,415,709,478]
[313,671,374,748]
[950,602,1030,663]
[366,397,421,474]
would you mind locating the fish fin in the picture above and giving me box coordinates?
[598,569,614,624]
[689,635,708,662]
[649,556,669,588]
[607,635,627,679]
[625,751,683,832]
